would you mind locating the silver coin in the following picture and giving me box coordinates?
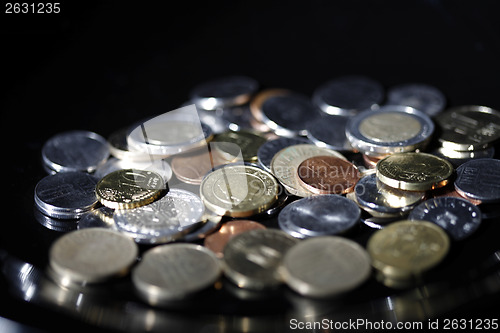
[113,188,205,244]
[386,83,446,117]
[345,105,434,156]
[432,146,496,168]
[409,197,482,241]
[306,114,352,151]
[278,195,360,238]
[354,173,425,215]
[260,93,320,137]
[312,75,384,116]
[77,207,116,230]
[49,228,138,286]
[132,243,221,304]
[33,205,78,232]
[454,158,500,203]
[34,172,99,219]
[190,76,258,110]
[107,127,154,161]
[94,157,172,184]
[42,130,109,173]
[281,236,371,298]
[257,137,310,172]
[222,229,299,289]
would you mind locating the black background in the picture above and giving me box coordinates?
[1,0,500,332]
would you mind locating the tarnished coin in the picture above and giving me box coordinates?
[113,188,205,244]
[305,115,352,151]
[435,105,500,151]
[213,130,267,163]
[132,244,221,304]
[94,157,173,183]
[270,144,347,197]
[376,152,454,191]
[49,228,138,286]
[386,83,446,117]
[281,236,371,298]
[34,172,99,219]
[42,130,109,173]
[222,229,299,289]
[278,195,360,238]
[95,169,165,209]
[367,220,450,279]
[257,137,310,172]
[454,158,500,203]
[204,220,267,258]
[297,156,361,194]
[409,197,482,241]
[200,164,279,217]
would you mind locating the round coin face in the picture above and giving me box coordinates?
[409,197,482,241]
[257,137,310,172]
[200,165,279,217]
[376,152,454,191]
[95,169,165,209]
[222,229,299,289]
[386,83,446,117]
[132,243,221,304]
[213,130,267,163]
[297,156,361,194]
[281,236,371,298]
[278,195,360,238]
[49,228,138,285]
[454,158,500,203]
[305,115,352,151]
[367,220,450,278]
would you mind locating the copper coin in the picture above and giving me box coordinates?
[430,184,481,205]
[171,147,234,185]
[204,220,266,258]
[362,153,385,169]
[297,156,361,194]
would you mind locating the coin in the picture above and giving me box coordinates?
[49,228,138,286]
[113,188,205,244]
[222,229,299,289]
[77,207,115,230]
[376,152,454,191]
[94,157,173,183]
[386,83,446,117]
[107,127,152,161]
[409,197,482,241]
[270,144,347,197]
[429,184,482,206]
[132,243,221,304]
[95,169,165,209]
[454,158,500,203]
[200,164,279,217]
[432,146,496,168]
[354,173,425,215]
[249,88,289,123]
[346,105,434,157]
[212,130,267,163]
[362,154,385,169]
[42,130,109,173]
[204,220,267,258]
[34,172,99,219]
[367,220,450,279]
[280,236,371,298]
[33,205,78,232]
[312,75,384,116]
[190,76,258,110]
[257,137,310,172]
[296,156,361,194]
[305,115,352,151]
[435,105,500,151]
[278,195,360,238]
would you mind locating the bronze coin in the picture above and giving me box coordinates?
[297,156,361,194]
[203,220,266,258]
[362,153,385,169]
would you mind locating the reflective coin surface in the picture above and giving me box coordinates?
[94,157,173,183]
[386,83,446,117]
[213,130,267,163]
[454,158,500,203]
[77,206,115,230]
[257,137,310,172]
[305,115,352,151]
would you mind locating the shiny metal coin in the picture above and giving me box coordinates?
[190,76,258,110]
[409,197,482,241]
[454,158,500,203]
[278,195,360,238]
[34,172,99,219]
[33,205,78,232]
[42,130,109,173]
[312,75,384,116]
[107,127,153,161]
[432,146,495,168]
[132,243,221,304]
[386,83,446,117]
[257,137,310,172]
[306,115,352,151]
[346,105,434,157]
[114,188,205,244]
[179,213,223,243]
[222,229,299,289]
[49,228,138,286]
[281,236,371,298]
[77,207,115,230]
[94,157,173,183]
[212,130,267,163]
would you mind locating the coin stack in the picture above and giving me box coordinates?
[33,75,500,303]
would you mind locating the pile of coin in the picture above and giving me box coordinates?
[33,75,500,303]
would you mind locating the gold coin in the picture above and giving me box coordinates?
[200,164,279,217]
[213,130,268,163]
[270,144,347,197]
[95,169,165,209]
[367,220,450,279]
[376,152,453,191]
[359,112,422,143]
